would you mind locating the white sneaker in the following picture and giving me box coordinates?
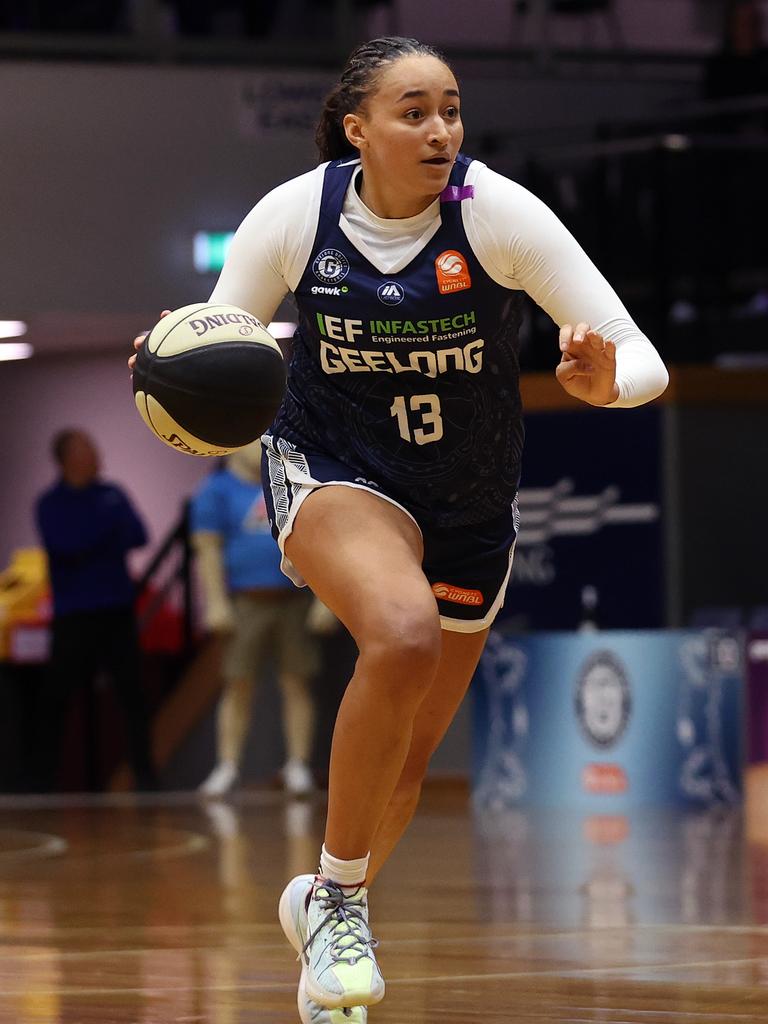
[199,761,238,796]
[299,973,367,1024]
[283,759,314,796]
[280,875,384,1009]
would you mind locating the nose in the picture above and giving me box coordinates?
[427,115,450,146]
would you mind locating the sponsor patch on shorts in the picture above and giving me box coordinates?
[431,582,484,606]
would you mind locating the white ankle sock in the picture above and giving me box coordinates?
[319,844,370,890]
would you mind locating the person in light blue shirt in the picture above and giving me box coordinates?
[191,440,320,797]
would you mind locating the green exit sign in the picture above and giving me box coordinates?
[194,231,235,273]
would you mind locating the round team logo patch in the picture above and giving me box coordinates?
[313,248,350,284]
[377,281,405,305]
[574,651,632,749]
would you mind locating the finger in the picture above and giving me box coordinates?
[584,329,605,350]
[556,358,594,381]
[559,324,574,352]
[587,341,617,369]
[572,322,591,343]
[160,309,171,318]
[128,353,136,372]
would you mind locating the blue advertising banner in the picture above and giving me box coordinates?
[502,406,664,630]
[472,628,744,809]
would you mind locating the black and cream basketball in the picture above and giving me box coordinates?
[132,303,286,456]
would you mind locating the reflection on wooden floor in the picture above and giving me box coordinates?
[0,783,767,1022]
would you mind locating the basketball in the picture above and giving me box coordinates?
[132,302,286,457]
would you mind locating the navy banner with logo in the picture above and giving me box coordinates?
[502,406,664,630]
[472,628,744,809]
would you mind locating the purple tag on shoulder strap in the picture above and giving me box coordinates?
[440,184,475,203]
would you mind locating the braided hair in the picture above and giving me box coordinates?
[316,36,451,162]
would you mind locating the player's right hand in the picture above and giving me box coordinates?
[128,309,171,371]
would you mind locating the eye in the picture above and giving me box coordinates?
[404,108,423,120]
[444,106,460,119]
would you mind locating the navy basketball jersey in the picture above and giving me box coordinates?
[270,154,524,527]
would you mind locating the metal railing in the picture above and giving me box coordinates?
[136,500,195,657]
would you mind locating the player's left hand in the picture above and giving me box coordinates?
[555,322,619,407]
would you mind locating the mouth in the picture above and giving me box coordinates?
[422,155,451,166]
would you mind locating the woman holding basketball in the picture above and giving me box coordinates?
[133,36,667,1023]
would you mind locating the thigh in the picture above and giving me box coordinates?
[99,610,140,676]
[223,593,272,682]
[49,615,97,692]
[285,484,435,641]
[275,593,320,679]
[263,439,437,640]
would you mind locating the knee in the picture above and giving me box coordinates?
[357,605,442,701]
[221,676,252,707]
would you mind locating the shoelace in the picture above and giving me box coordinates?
[302,882,378,967]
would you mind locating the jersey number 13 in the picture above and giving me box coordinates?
[390,394,444,446]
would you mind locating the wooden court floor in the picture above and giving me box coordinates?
[0,784,767,1023]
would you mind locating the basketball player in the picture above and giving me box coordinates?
[132,37,668,1022]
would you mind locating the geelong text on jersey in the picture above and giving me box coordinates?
[320,339,484,376]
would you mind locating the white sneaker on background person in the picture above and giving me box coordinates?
[283,758,314,796]
[199,760,239,796]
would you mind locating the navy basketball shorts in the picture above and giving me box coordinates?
[261,434,518,634]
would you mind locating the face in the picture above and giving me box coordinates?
[60,432,100,487]
[344,54,464,211]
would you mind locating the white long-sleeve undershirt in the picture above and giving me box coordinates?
[211,160,669,408]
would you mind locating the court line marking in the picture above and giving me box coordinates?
[23,830,211,864]
[0,830,68,860]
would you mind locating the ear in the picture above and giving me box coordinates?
[343,112,367,152]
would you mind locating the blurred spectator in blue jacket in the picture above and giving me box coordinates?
[33,429,157,791]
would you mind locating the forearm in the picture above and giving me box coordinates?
[605,321,669,408]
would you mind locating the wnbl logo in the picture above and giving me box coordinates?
[377,281,405,305]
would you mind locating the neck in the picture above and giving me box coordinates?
[359,175,438,220]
